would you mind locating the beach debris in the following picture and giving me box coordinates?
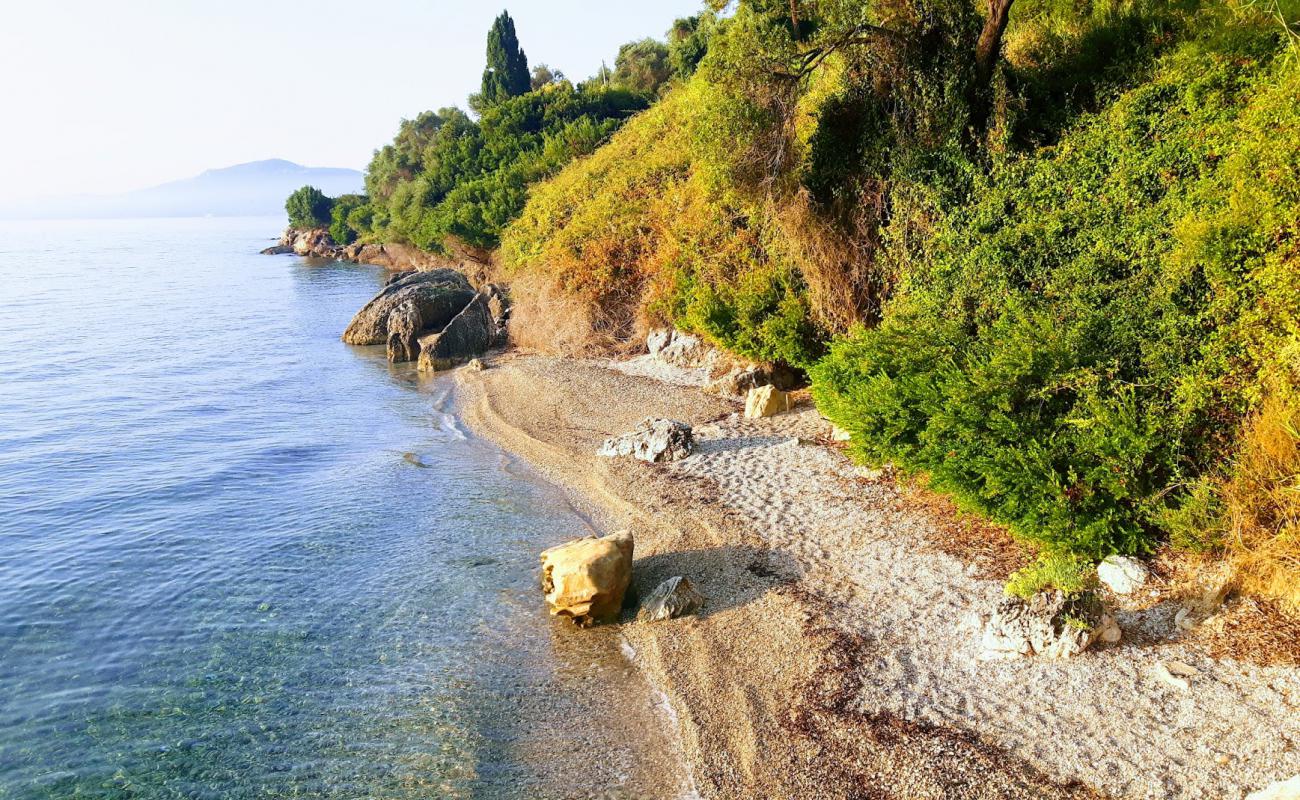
[1248,774,1300,800]
[1097,555,1150,595]
[540,530,634,626]
[978,590,1111,660]
[1097,613,1123,644]
[744,385,791,419]
[597,418,694,463]
[466,358,486,371]
[638,576,705,622]
[830,424,852,442]
[418,293,494,372]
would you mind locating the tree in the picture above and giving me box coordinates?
[328,194,369,245]
[613,38,672,94]
[480,11,530,108]
[668,13,716,78]
[285,185,334,228]
[530,63,564,90]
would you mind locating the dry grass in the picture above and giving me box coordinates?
[1220,395,1300,613]
[505,271,644,358]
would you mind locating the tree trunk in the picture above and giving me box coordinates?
[974,0,1014,91]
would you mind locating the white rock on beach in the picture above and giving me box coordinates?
[744,385,791,419]
[1097,555,1150,594]
[979,591,1109,660]
[1248,775,1300,800]
[638,576,705,622]
[539,530,634,626]
[597,418,694,463]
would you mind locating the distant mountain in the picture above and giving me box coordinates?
[0,159,365,220]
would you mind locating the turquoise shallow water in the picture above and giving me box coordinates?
[0,218,682,799]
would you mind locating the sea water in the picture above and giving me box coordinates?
[0,217,684,799]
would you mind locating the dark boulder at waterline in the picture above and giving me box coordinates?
[417,293,495,372]
[342,269,476,360]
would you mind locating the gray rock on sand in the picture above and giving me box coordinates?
[1248,774,1300,800]
[1097,555,1150,595]
[417,292,495,372]
[598,418,694,463]
[342,269,476,360]
[978,590,1114,660]
[638,576,705,622]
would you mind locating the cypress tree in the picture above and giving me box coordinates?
[480,11,530,107]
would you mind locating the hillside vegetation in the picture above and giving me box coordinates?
[500,0,1300,607]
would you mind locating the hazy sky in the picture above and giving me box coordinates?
[0,0,703,202]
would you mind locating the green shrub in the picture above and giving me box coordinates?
[327,194,368,245]
[1005,552,1095,599]
[285,185,333,229]
[813,13,1300,559]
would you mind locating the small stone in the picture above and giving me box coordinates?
[637,576,705,622]
[1247,774,1300,800]
[1097,555,1150,595]
[466,358,486,371]
[1097,614,1122,644]
[744,385,791,419]
[830,425,851,442]
[1215,754,1231,765]
[1154,662,1190,691]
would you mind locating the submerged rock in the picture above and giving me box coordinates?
[342,269,476,360]
[540,530,635,626]
[1097,555,1150,595]
[597,418,694,463]
[638,576,705,622]
[978,590,1113,660]
[744,385,791,419]
[417,292,494,372]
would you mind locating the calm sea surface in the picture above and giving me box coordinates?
[0,217,685,799]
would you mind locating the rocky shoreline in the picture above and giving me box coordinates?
[263,226,491,279]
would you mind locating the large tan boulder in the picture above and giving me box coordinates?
[978,590,1113,660]
[341,269,475,352]
[416,292,494,372]
[540,531,634,626]
[744,385,791,418]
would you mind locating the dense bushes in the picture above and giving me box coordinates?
[813,13,1300,561]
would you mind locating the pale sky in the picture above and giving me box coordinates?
[0,0,703,202]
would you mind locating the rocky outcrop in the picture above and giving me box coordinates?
[417,293,495,372]
[744,385,792,418]
[342,270,476,362]
[1097,555,1150,595]
[638,576,705,622]
[978,590,1115,660]
[540,530,635,626]
[263,227,480,274]
[598,418,694,463]
[262,227,344,259]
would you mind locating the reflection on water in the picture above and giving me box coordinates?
[0,218,685,799]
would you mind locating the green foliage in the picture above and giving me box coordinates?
[530,63,563,90]
[285,185,334,229]
[668,13,717,78]
[480,11,530,109]
[813,10,1300,558]
[613,38,672,94]
[327,194,368,245]
[1005,552,1095,599]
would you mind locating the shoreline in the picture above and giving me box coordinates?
[451,350,1300,800]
